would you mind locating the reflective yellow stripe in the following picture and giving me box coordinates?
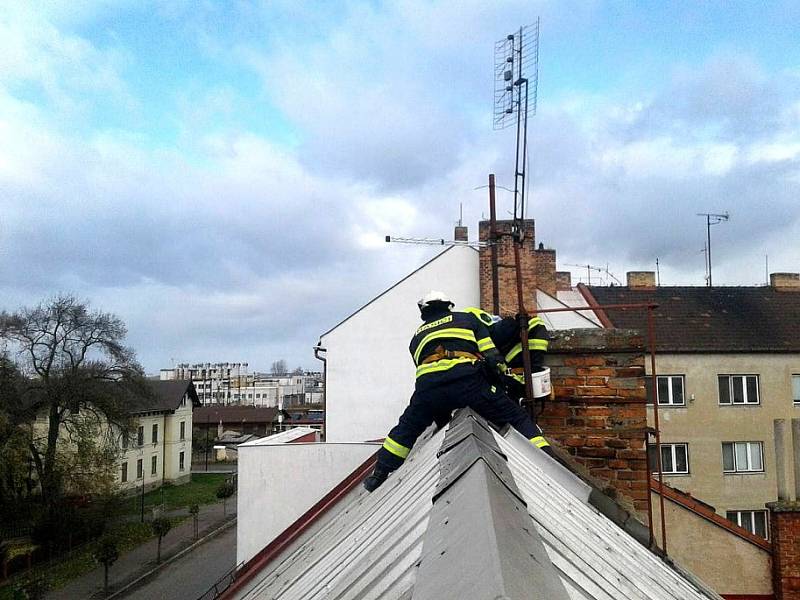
[528,317,545,329]
[413,328,477,364]
[415,356,476,378]
[505,338,549,362]
[529,435,550,448]
[462,307,494,326]
[383,436,410,459]
[476,336,496,352]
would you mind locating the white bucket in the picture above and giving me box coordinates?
[531,366,551,399]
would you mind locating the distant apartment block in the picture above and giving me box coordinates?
[160,362,323,407]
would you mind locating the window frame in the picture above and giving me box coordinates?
[180,421,186,440]
[655,375,686,407]
[722,441,764,473]
[648,442,690,475]
[121,462,128,483]
[718,374,760,406]
[136,458,143,480]
[137,425,144,447]
[151,455,157,476]
[152,423,158,444]
[726,509,769,540]
[179,451,185,472]
[792,374,800,405]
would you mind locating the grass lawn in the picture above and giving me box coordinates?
[0,518,184,598]
[119,473,231,515]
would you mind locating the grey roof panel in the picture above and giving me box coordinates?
[494,428,721,600]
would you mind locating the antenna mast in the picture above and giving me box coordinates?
[493,20,540,416]
[696,212,730,286]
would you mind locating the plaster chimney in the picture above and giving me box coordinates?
[556,271,572,291]
[454,225,468,242]
[626,271,656,288]
[770,272,800,291]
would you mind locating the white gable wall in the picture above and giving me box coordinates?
[321,246,480,443]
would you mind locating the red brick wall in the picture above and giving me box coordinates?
[478,219,557,313]
[768,503,800,600]
[543,329,650,518]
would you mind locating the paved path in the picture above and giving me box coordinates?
[122,525,236,600]
[46,499,237,600]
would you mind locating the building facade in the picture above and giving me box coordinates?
[586,273,800,541]
[117,380,199,493]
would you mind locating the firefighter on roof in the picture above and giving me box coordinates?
[363,291,548,492]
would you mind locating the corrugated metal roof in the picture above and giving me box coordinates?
[495,427,721,600]
[234,427,444,599]
[231,411,722,600]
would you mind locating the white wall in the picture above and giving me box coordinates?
[321,246,480,443]
[236,441,379,564]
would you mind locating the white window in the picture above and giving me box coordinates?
[121,462,128,483]
[180,421,186,440]
[137,425,144,446]
[793,375,800,404]
[121,432,128,450]
[151,455,157,476]
[179,451,185,471]
[727,510,769,539]
[152,423,158,444]
[136,458,143,479]
[656,375,685,406]
[723,441,764,473]
[649,443,689,474]
[718,375,760,405]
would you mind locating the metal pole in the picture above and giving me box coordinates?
[647,306,667,554]
[706,215,712,286]
[513,240,535,414]
[489,174,500,315]
[205,416,209,472]
[140,474,145,523]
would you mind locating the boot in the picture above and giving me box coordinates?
[363,466,391,492]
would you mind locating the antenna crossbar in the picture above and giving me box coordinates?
[384,236,491,249]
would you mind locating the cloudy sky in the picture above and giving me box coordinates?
[1,1,799,373]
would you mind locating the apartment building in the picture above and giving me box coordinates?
[117,380,199,493]
[586,272,800,540]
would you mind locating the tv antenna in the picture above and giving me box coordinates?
[696,211,729,286]
[564,262,622,286]
[492,21,541,415]
[494,19,539,231]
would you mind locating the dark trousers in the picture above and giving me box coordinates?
[375,373,539,472]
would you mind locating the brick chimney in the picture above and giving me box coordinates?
[556,271,572,291]
[771,272,800,291]
[767,502,800,600]
[454,225,468,242]
[543,329,649,518]
[478,219,557,314]
[626,271,656,288]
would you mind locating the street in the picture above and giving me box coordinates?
[122,525,236,600]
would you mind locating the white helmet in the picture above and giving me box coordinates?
[417,290,454,310]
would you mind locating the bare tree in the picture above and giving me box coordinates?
[270,359,287,376]
[0,295,147,510]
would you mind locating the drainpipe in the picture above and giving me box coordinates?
[314,342,327,440]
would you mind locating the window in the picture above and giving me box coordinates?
[152,423,158,444]
[180,421,186,440]
[727,510,769,539]
[718,375,760,405]
[136,459,143,479]
[656,375,685,406]
[723,442,764,473]
[793,375,800,404]
[121,432,128,450]
[137,425,144,446]
[179,451,185,472]
[121,462,128,483]
[648,443,689,475]
[151,455,157,475]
